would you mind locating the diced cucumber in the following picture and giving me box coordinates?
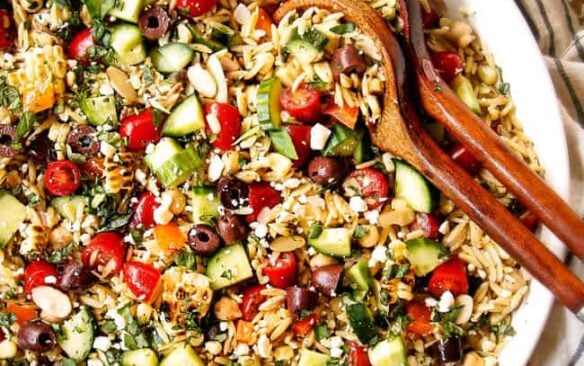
[257,77,283,131]
[211,23,243,47]
[346,259,373,299]
[121,348,159,366]
[298,349,330,366]
[286,28,328,65]
[268,128,298,160]
[163,94,205,137]
[309,227,352,257]
[84,0,116,19]
[450,74,482,116]
[160,344,204,366]
[0,191,26,247]
[352,129,371,164]
[81,95,118,126]
[108,0,144,23]
[323,123,359,157]
[186,24,225,52]
[368,337,407,366]
[51,196,88,222]
[58,307,94,361]
[191,186,220,224]
[150,43,195,74]
[110,24,146,65]
[405,238,448,276]
[346,302,376,344]
[206,244,253,290]
[144,138,202,187]
[394,160,439,213]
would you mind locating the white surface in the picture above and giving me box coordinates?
[443,1,571,365]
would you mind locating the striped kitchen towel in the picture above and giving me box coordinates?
[514,0,584,365]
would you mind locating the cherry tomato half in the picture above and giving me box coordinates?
[131,192,159,229]
[343,168,389,209]
[449,143,482,175]
[280,84,322,123]
[428,257,469,297]
[176,0,217,17]
[80,158,104,180]
[264,252,297,289]
[67,28,95,65]
[285,125,312,168]
[44,160,82,196]
[120,109,161,151]
[205,102,242,151]
[0,9,16,50]
[348,341,371,366]
[292,312,318,337]
[431,52,463,83]
[123,261,161,303]
[23,259,58,294]
[241,285,267,322]
[82,232,126,276]
[413,213,441,240]
[406,302,434,336]
[247,182,282,222]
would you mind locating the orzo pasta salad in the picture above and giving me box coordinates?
[0,0,542,365]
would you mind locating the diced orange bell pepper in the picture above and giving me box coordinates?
[153,222,186,252]
[324,102,360,129]
[236,320,255,345]
[23,81,55,113]
[6,302,38,325]
[256,8,274,40]
[406,302,434,336]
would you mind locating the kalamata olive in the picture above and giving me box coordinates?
[430,337,462,364]
[216,211,248,244]
[412,213,441,240]
[286,286,318,319]
[311,264,343,297]
[67,125,100,156]
[17,322,57,353]
[56,261,95,291]
[36,355,53,366]
[27,130,55,162]
[307,156,345,185]
[331,45,367,81]
[188,224,221,254]
[217,177,249,209]
[0,125,18,157]
[138,5,170,40]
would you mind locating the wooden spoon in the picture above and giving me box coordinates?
[400,0,584,260]
[274,0,584,319]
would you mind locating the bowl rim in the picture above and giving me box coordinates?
[442,1,570,364]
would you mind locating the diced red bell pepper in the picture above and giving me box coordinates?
[406,302,434,336]
[264,252,297,289]
[428,257,469,297]
[247,182,282,222]
[292,312,319,337]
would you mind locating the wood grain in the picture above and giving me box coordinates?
[402,0,584,261]
[274,0,584,314]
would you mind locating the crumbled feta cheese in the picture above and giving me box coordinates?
[219,321,228,331]
[100,141,116,157]
[425,297,438,308]
[93,336,111,352]
[349,196,367,213]
[329,336,344,349]
[310,123,331,150]
[254,223,268,238]
[368,245,388,267]
[438,291,455,313]
[105,308,126,330]
[364,210,380,224]
[208,155,225,182]
[307,247,317,256]
[330,348,343,358]
[283,178,301,189]
[87,360,103,366]
[99,83,114,96]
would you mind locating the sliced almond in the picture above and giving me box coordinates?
[270,235,306,252]
[31,286,72,320]
[106,66,137,102]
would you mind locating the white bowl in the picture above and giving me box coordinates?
[443,1,570,365]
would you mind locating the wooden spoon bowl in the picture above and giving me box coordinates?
[274,0,584,318]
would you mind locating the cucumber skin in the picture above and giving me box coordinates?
[268,128,298,160]
[257,78,283,131]
[346,303,376,344]
[394,160,439,213]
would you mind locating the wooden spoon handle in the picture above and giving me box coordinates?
[404,0,584,260]
[409,119,584,314]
